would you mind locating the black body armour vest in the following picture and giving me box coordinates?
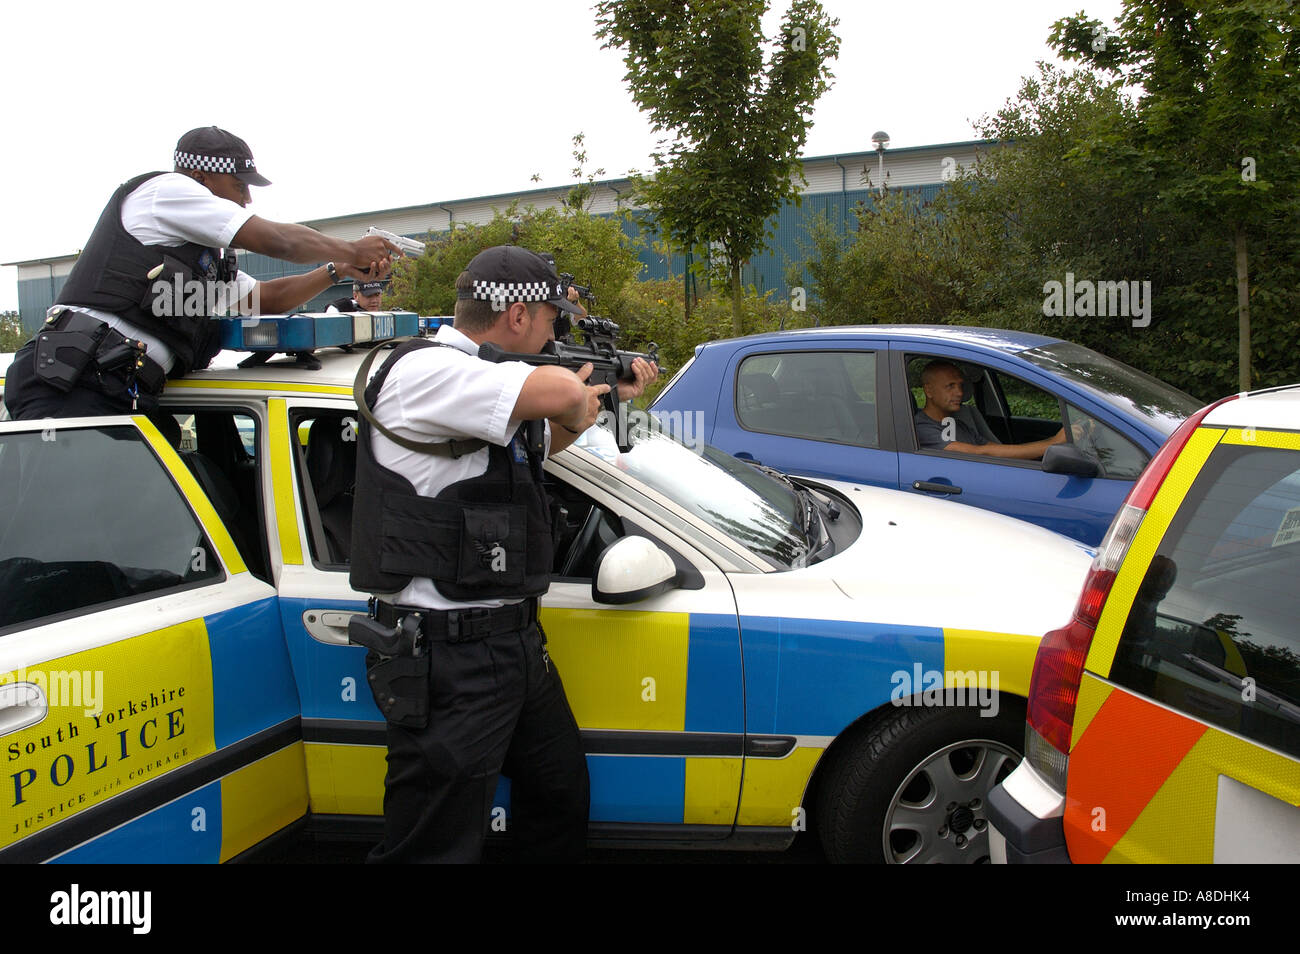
[349,339,555,601]
[55,171,233,377]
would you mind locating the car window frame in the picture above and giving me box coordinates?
[893,348,1063,472]
[0,418,237,636]
[286,403,359,573]
[729,344,897,453]
[156,399,273,583]
[1107,437,1300,759]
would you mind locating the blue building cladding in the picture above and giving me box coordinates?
[16,273,70,333]
[12,177,953,332]
[614,183,943,301]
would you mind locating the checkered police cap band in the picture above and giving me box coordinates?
[464,280,565,304]
[175,150,239,174]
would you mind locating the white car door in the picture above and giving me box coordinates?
[0,415,307,862]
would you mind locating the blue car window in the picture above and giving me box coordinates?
[736,351,878,448]
[992,371,1063,444]
[908,356,1061,453]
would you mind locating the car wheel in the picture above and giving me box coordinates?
[816,702,1024,863]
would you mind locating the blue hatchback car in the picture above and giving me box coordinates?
[649,325,1203,546]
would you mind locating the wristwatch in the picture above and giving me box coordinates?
[325,262,338,281]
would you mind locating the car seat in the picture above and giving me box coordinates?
[959,369,1002,444]
[306,418,357,563]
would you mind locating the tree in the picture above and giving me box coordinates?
[796,65,1145,332]
[792,49,1300,401]
[595,0,840,334]
[532,132,608,212]
[386,203,644,329]
[1050,1,1300,390]
[391,133,642,324]
[0,311,25,352]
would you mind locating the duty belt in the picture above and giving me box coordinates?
[371,597,538,642]
[40,308,167,396]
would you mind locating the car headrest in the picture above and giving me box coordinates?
[739,373,778,406]
[306,418,357,508]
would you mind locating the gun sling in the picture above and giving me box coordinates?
[351,337,487,458]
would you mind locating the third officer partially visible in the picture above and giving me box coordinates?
[326,279,386,313]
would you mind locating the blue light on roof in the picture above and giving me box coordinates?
[218,311,420,351]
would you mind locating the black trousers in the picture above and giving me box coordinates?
[3,338,157,420]
[367,620,589,864]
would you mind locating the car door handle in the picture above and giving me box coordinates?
[913,480,962,495]
[302,610,359,646]
[0,683,47,736]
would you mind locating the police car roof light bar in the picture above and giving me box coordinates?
[217,311,420,352]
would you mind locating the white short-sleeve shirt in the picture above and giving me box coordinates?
[120,172,254,248]
[65,172,257,371]
[370,323,550,610]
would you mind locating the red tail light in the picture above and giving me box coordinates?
[1027,619,1094,753]
[1023,392,1240,791]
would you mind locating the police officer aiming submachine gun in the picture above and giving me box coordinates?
[345,245,660,862]
[477,279,660,453]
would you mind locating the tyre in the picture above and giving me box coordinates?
[816,701,1024,863]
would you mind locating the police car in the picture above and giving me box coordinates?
[987,386,1300,862]
[0,313,1093,863]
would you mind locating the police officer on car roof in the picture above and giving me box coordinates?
[3,126,401,421]
[348,245,656,863]
[325,280,386,313]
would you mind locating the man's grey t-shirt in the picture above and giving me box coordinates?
[914,406,994,449]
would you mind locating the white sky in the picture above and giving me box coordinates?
[0,0,1125,311]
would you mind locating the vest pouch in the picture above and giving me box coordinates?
[457,506,526,588]
[377,493,526,591]
[378,492,460,580]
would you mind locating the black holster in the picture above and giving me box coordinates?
[33,312,111,392]
[34,309,159,396]
[350,612,429,729]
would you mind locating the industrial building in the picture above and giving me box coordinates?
[6,140,985,333]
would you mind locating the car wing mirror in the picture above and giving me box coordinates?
[1042,443,1100,478]
[592,536,680,605]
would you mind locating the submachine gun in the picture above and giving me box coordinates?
[478,281,659,453]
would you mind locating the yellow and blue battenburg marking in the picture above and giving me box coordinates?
[285,601,1036,832]
[2,598,308,864]
[216,311,420,352]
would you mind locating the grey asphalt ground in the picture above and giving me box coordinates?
[253,832,826,864]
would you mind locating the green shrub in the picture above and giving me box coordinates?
[386,203,644,321]
[0,312,26,352]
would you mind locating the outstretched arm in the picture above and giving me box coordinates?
[233,216,399,273]
[946,427,1070,460]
